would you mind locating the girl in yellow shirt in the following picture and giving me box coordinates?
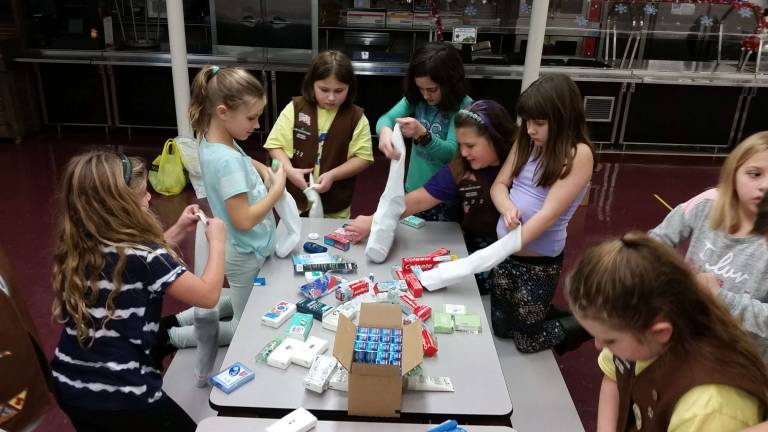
[567,232,768,432]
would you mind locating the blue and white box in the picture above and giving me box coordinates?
[210,362,254,394]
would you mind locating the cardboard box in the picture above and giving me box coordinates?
[386,11,413,28]
[333,303,423,417]
[413,11,434,29]
[347,9,386,27]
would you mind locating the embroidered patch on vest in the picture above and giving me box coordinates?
[299,112,311,126]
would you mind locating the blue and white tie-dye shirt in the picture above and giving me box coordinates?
[51,243,186,409]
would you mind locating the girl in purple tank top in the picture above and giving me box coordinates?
[489,74,595,355]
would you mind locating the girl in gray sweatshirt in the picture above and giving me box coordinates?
[650,132,768,360]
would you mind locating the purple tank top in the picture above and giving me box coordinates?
[496,155,587,256]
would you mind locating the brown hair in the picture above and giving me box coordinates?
[404,42,467,114]
[301,50,357,109]
[513,74,594,187]
[709,131,768,233]
[451,99,515,180]
[51,150,175,346]
[567,231,768,404]
[189,65,266,137]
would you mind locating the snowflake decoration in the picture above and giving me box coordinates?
[614,3,628,14]
[700,15,714,27]
[464,4,477,15]
[575,16,589,27]
[738,7,754,19]
[519,2,531,15]
[644,3,657,16]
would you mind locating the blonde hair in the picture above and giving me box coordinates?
[567,231,768,403]
[189,65,266,137]
[710,131,768,233]
[52,150,174,346]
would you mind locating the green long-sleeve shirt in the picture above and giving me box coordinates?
[376,96,473,192]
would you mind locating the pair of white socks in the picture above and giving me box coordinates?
[303,173,325,218]
[366,125,407,263]
[419,225,523,290]
[274,190,302,258]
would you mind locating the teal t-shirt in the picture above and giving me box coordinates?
[376,95,473,192]
[198,138,276,257]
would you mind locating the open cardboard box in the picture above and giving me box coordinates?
[333,303,423,417]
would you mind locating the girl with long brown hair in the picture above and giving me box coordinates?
[50,150,226,431]
[567,232,768,432]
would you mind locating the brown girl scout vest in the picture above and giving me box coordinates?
[453,168,499,237]
[613,352,767,431]
[288,96,364,214]
[0,248,54,430]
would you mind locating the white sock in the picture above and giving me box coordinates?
[304,174,325,218]
[193,307,219,387]
[274,190,302,257]
[419,225,522,290]
[366,124,407,263]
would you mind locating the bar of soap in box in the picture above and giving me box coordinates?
[261,300,297,328]
[434,312,455,334]
[210,362,255,394]
[268,338,303,369]
[286,313,314,341]
[454,313,482,333]
[303,354,338,394]
[296,298,334,321]
[266,407,318,432]
[328,364,348,391]
[291,336,329,368]
[322,300,360,331]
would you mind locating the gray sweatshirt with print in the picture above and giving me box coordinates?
[649,189,768,360]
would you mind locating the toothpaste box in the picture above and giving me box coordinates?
[286,313,314,341]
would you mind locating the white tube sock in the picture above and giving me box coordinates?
[304,174,324,218]
[274,190,302,257]
[419,225,523,290]
[366,125,407,263]
[193,306,219,387]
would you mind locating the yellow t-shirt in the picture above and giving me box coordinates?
[264,101,373,219]
[598,348,762,432]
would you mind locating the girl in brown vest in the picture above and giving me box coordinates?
[346,100,515,294]
[567,232,768,432]
[265,51,373,218]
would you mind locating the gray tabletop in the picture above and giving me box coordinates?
[197,416,517,431]
[210,218,512,420]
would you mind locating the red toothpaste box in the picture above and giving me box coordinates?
[324,233,351,251]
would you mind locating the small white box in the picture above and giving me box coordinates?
[267,338,302,369]
[303,355,338,394]
[322,301,360,331]
[266,407,318,432]
[291,336,329,368]
[328,365,348,392]
[261,301,297,328]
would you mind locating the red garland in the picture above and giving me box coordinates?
[430,0,443,41]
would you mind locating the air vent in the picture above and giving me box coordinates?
[584,96,615,123]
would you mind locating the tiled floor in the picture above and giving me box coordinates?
[0,128,722,431]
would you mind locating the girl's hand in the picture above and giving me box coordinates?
[345,215,373,244]
[287,166,312,190]
[377,128,401,161]
[501,202,522,229]
[696,272,722,296]
[177,204,201,232]
[268,163,287,193]
[396,117,426,139]
[204,217,227,245]
[314,171,335,193]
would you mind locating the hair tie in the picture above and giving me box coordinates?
[459,109,484,125]
[211,65,220,76]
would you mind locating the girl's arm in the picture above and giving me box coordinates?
[225,164,286,232]
[519,143,593,248]
[490,142,521,227]
[165,218,227,308]
[164,204,200,246]
[268,148,312,191]
[346,188,441,242]
[648,189,716,247]
[597,376,620,432]
[377,98,413,160]
[314,157,371,193]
